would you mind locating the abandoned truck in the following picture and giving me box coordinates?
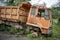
[0,2,52,36]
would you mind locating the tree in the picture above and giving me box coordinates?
[51,7,60,22]
[7,0,14,6]
[51,0,60,22]
[7,0,29,6]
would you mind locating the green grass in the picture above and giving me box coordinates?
[0,24,25,34]
[52,19,60,37]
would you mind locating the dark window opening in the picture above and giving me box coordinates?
[37,9,45,17]
[37,9,50,20]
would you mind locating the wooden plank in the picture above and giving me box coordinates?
[12,9,17,14]
[19,9,28,17]
[6,8,11,14]
[0,8,5,19]
[17,7,19,21]
[11,15,18,20]
[1,8,5,14]
[19,16,27,22]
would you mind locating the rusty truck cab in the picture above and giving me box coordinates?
[26,5,52,35]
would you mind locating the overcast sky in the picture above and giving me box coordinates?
[29,0,59,8]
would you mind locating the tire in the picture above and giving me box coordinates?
[32,32,38,37]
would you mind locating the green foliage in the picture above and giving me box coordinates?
[0,24,5,31]
[0,24,27,35]
[7,0,29,6]
[9,27,18,33]
[51,7,60,19]
[27,33,33,38]
[52,19,60,38]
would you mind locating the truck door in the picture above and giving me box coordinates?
[27,7,37,25]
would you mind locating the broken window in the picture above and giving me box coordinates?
[44,10,49,20]
[37,9,50,20]
[37,9,45,17]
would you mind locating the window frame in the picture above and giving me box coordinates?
[44,9,50,20]
[30,7,36,16]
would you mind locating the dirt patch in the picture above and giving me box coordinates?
[0,31,60,40]
[0,31,30,40]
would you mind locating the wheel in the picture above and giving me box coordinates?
[32,32,38,37]
[26,26,39,37]
[30,27,39,37]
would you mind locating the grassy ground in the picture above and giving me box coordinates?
[0,19,60,40]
